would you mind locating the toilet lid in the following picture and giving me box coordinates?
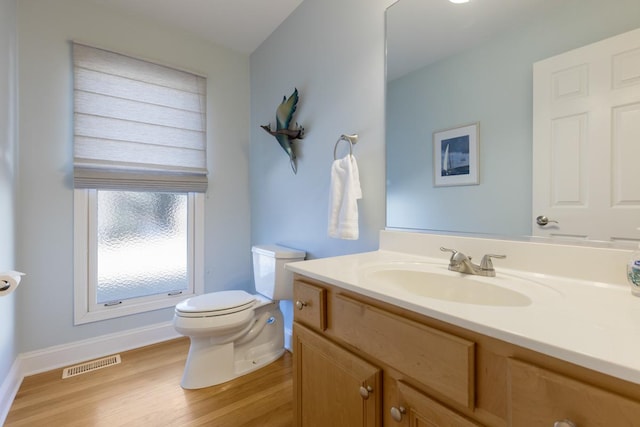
[175,290,256,317]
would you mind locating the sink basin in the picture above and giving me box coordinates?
[359,262,557,307]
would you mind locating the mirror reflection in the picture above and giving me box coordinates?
[385,0,640,240]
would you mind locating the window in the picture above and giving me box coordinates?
[72,43,206,324]
[96,191,189,305]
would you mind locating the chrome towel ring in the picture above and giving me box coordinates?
[333,134,359,160]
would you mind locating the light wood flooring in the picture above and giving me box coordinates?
[6,338,293,427]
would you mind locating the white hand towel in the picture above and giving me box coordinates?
[328,154,362,240]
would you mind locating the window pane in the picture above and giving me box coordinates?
[96,190,188,304]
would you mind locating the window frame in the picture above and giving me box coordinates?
[73,188,204,325]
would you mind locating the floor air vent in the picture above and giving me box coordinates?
[62,354,121,379]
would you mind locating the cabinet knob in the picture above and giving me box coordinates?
[390,406,406,422]
[295,300,307,310]
[359,385,373,399]
[554,420,577,427]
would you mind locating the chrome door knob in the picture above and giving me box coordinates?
[536,215,559,226]
[295,300,307,310]
[390,406,406,422]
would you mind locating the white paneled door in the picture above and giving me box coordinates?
[533,28,640,241]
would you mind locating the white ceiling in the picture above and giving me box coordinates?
[88,0,304,54]
[87,0,559,76]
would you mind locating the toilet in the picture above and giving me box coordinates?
[172,244,305,389]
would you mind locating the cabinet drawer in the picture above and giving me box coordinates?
[508,359,640,426]
[333,293,475,409]
[391,381,481,427]
[293,280,327,330]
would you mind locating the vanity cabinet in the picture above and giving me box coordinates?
[292,274,640,427]
[293,277,479,427]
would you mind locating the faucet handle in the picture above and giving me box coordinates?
[440,247,457,256]
[440,247,468,264]
[480,254,506,270]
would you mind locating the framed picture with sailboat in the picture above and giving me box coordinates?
[433,122,479,187]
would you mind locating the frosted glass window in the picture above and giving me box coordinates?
[96,190,188,304]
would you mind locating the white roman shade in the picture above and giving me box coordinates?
[73,42,207,192]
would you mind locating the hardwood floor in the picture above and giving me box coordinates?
[5,338,293,427]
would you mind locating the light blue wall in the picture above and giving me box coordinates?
[250,0,394,329]
[250,0,392,257]
[13,0,393,357]
[17,0,252,352]
[387,0,640,235]
[0,0,17,384]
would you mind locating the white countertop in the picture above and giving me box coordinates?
[286,248,640,385]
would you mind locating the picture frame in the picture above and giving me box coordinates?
[433,122,479,187]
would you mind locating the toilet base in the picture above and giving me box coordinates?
[179,305,285,389]
[180,345,286,389]
[234,347,285,379]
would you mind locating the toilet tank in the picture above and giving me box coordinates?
[252,244,306,300]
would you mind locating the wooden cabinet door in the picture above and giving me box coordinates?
[390,381,481,427]
[293,323,381,427]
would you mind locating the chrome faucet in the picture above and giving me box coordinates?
[440,247,506,277]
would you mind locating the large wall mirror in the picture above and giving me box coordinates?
[386,0,640,242]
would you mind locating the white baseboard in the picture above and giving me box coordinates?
[0,321,179,425]
[284,326,293,352]
[0,357,23,425]
[19,321,180,377]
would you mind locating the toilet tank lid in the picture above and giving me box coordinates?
[251,244,305,259]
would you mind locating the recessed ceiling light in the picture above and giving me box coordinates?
[449,0,470,4]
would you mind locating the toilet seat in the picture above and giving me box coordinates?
[175,290,256,318]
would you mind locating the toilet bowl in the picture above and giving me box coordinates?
[173,244,305,389]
